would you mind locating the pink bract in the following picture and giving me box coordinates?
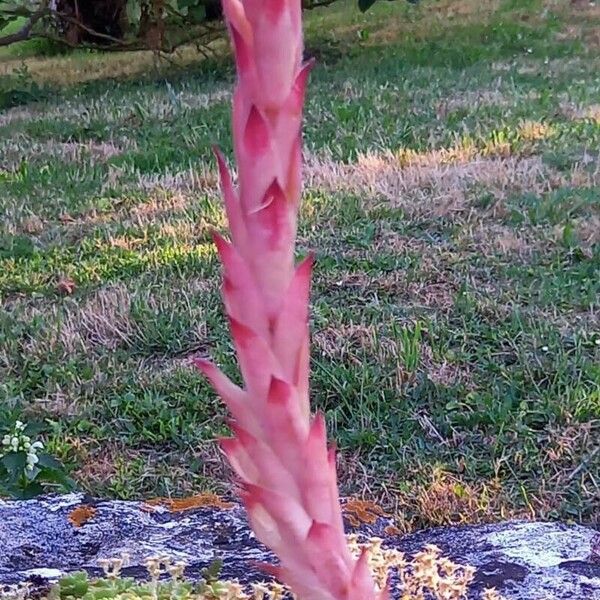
[196,0,387,597]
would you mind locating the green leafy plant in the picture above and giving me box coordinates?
[0,418,74,499]
[54,557,229,600]
[51,545,486,599]
[0,0,416,55]
[0,64,48,110]
[396,320,423,377]
[55,570,201,600]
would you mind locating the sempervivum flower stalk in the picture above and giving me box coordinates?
[195,0,387,598]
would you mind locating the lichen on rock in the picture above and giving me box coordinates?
[1,494,599,599]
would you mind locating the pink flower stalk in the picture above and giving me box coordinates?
[195,0,387,598]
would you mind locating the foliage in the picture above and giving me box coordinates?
[53,557,227,600]
[0,0,414,54]
[48,542,487,600]
[0,64,48,109]
[0,416,74,499]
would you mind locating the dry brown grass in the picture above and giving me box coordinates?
[6,278,209,363]
[0,138,129,170]
[9,185,217,240]
[570,215,600,249]
[313,322,378,363]
[105,223,210,252]
[133,165,220,195]
[466,224,535,258]
[0,87,229,129]
[335,417,599,532]
[0,41,228,86]
[435,89,536,114]
[314,318,474,391]
[420,344,474,389]
[306,149,600,224]
[558,1,600,49]
[72,442,139,491]
[336,458,521,534]
[516,120,555,142]
[51,139,126,160]
[397,469,514,532]
[406,278,457,312]
[72,440,232,498]
[27,389,81,419]
[560,102,600,124]
[59,283,134,353]
[306,152,552,218]
[366,0,503,46]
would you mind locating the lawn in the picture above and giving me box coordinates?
[0,0,598,531]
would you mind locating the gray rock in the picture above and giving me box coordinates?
[0,493,598,599]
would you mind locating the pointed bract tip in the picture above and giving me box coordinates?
[244,105,270,155]
[304,56,317,70]
[267,376,292,405]
[288,60,316,112]
[228,315,255,344]
[211,229,232,257]
[192,356,213,374]
[351,547,372,585]
[309,412,326,440]
[293,252,315,285]
[213,147,235,191]
[219,436,239,455]
[299,57,316,80]
[213,146,228,173]
[306,519,333,544]
[229,421,256,446]
[240,481,264,504]
[248,178,286,215]
[378,579,391,600]
[327,445,337,467]
[298,251,315,272]
[229,23,252,74]
[254,561,283,579]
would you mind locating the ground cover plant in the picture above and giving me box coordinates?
[45,541,487,600]
[0,0,598,532]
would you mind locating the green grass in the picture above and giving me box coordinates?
[0,0,599,528]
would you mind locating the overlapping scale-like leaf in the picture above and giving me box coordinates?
[196,0,385,597]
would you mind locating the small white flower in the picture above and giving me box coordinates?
[32,441,44,450]
[15,421,25,430]
[26,464,34,471]
[23,441,31,449]
[595,338,600,346]
[22,435,30,443]
[2,435,10,446]
[541,346,549,352]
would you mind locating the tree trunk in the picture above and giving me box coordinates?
[56,0,128,44]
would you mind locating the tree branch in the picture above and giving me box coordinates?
[0,6,49,47]
[303,0,339,9]
[59,13,133,45]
